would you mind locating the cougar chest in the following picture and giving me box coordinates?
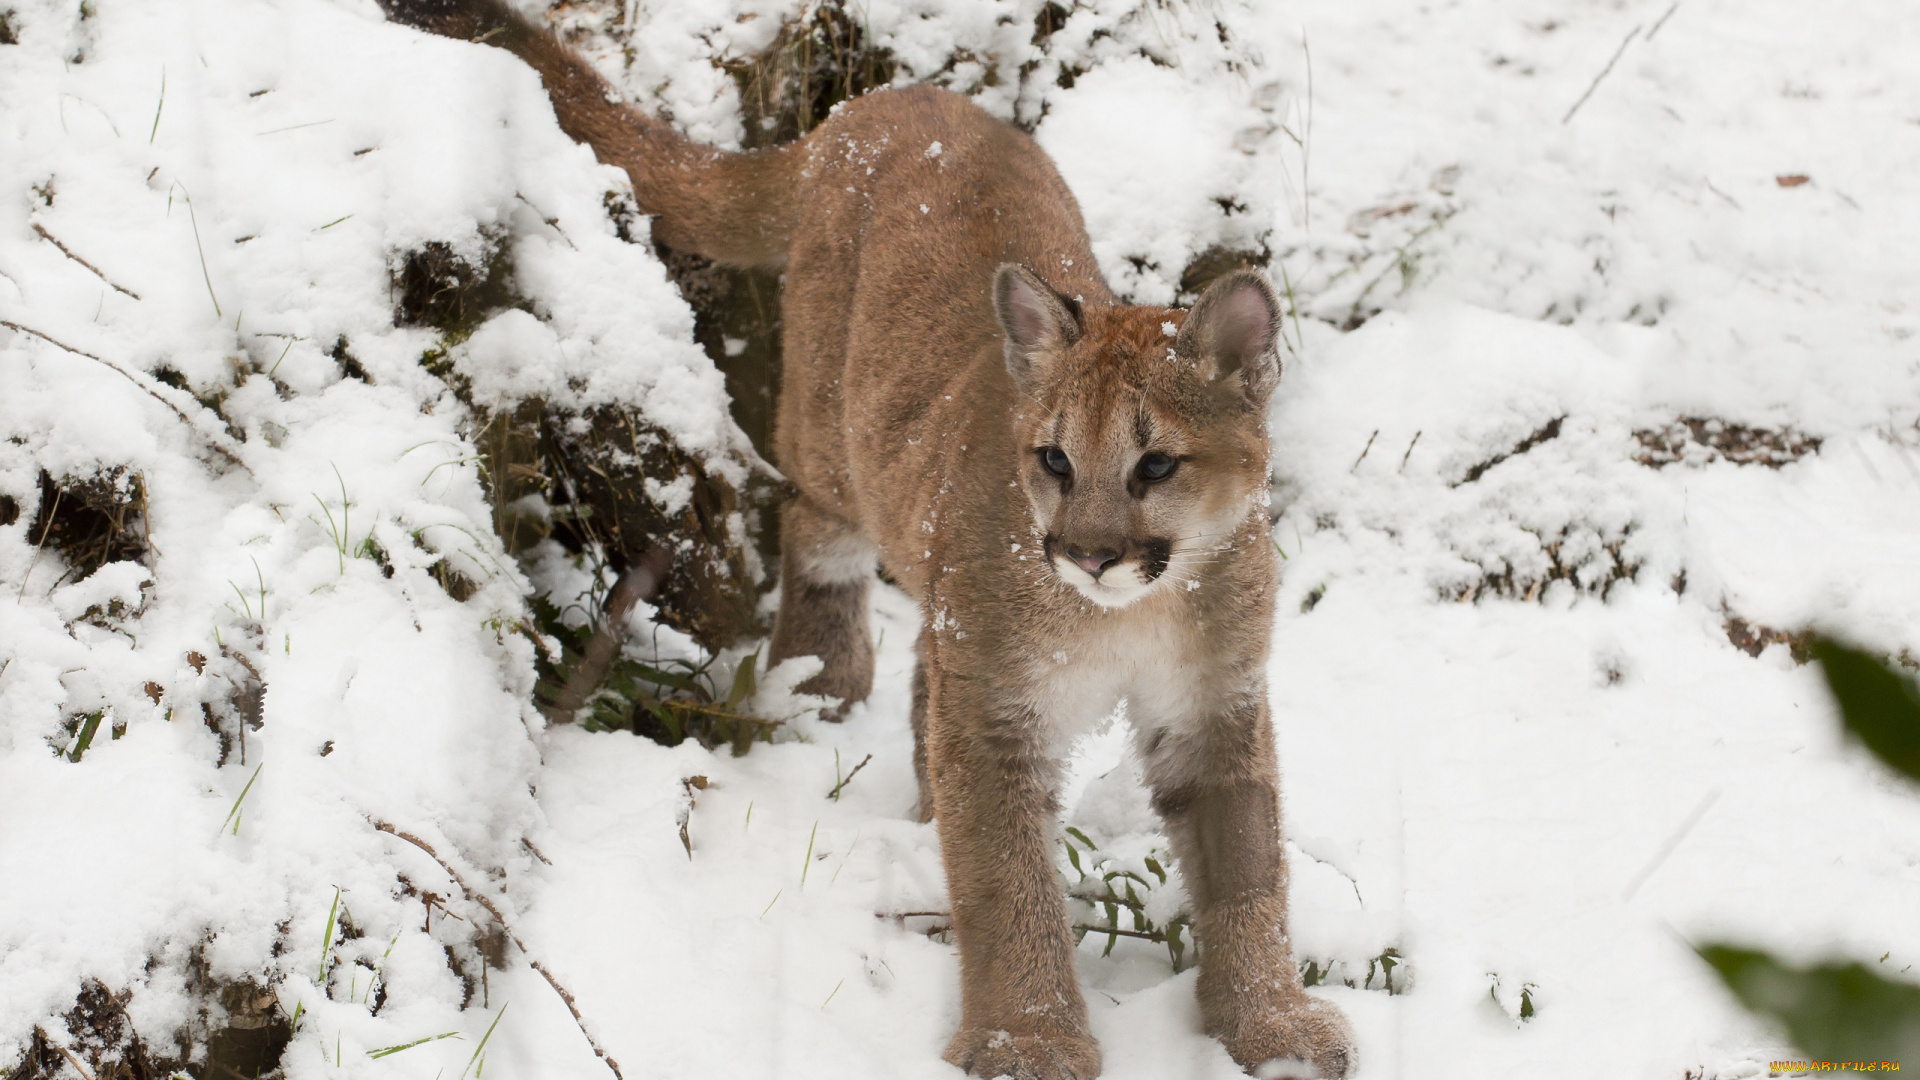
[1021,595,1213,750]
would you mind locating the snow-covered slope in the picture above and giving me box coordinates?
[3,0,1918,1078]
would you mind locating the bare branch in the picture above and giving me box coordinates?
[32,223,142,298]
[0,320,247,471]
[543,546,674,723]
[1563,23,1643,125]
[370,820,625,1080]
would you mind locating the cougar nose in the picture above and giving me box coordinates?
[1067,547,1120,579]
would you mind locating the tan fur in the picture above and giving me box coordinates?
[381,3,1353,1074]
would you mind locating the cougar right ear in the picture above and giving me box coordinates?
[993,264,1081,386]
[1176,269,1285,404]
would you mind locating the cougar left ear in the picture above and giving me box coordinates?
[1175,270,1284,403]
[994,264,1082,387]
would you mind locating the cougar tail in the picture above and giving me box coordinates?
[380,0,797,268]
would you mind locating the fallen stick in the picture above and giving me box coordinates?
[371,820,624,1080]
[32,222,142,298]
[542,545,673,723]
[1562,22,1642,125]
[0,320,248,471]
[826,752,873,800]
[33,1030,97,1080]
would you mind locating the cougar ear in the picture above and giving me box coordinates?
[994,264,1082,386]
[1175,270,1284,404]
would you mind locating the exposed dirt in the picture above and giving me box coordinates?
[1633,417,1822,468]
[24,469,148,585]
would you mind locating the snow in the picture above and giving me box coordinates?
[3,0,1919,1079]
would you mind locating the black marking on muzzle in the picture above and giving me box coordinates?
[1141,538,1172,582]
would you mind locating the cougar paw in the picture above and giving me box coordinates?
[794,662,867,722]
[943,1027,1101,1080]
[1217,996,1353,1079]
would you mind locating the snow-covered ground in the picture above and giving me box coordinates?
[3,0,1918,1078]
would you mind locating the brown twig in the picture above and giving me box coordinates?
[32,223,142,298]
[826,752,873,800]
[1075,924,1167,942]
[1562,23,1643,124]
[1349,429,1379,472]
[370,820,624,1080]
[543,546,673,723]
[0,320,247,471]
[17,485,61,601]
[33,1029,97,1080]
[1645,1,1681,42]
[514,192,578,250]
[880,910,1179,944]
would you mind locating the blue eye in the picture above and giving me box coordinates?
[1039,447,1072,477]
[1137,453,1177,482]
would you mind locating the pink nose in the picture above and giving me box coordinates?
[1069,550,1118,578]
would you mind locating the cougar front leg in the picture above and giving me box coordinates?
[928,677,1099,1080]
[768,495,874,716]
[1139,697,1353,1078]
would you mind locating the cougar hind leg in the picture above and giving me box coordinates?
[910,630,933,821]
[768,495,876,718]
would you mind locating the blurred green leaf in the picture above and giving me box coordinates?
[1813,636,1920,781]
[1700,944,1920,1060]
[634,663,702,697]
[726,652,758,710]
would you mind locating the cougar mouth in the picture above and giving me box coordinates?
[1043,535,1172,609]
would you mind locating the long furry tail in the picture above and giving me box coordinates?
[380,0,797,267]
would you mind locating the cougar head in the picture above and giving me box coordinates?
[994,264,1283,609]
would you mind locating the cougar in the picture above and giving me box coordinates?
[382,3,1354,1075]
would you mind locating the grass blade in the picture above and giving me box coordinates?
[460,1003,508,1080]
[68,712,103,762]
[149,66,166,143]
[317,886,341,983]
[220,763,263,835]
[369,1031,461,1059]
[726,651,758,709]
[800,821,819,888]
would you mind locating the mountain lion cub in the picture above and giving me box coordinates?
[382,2,1354,1075]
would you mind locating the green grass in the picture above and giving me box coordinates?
[219,763,262,835]
[460,1003,508,1080]
[312,466,352,574]
[369,1030,461,1059]
[800,821,820,888]
[525,592,775,752]
[1061,826,1195,971]
[67,711,104,762]
[317,886,341,983]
